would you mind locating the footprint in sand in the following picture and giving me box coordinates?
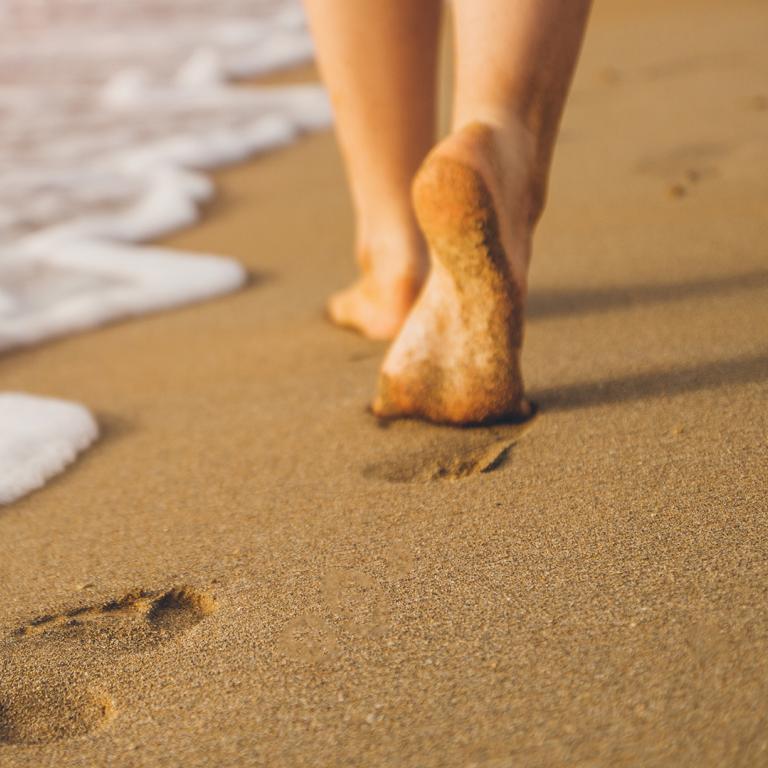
[0,684,115,746]
[1,585,216,745]
[277,614,340,664]
[14,586,216,655]
[322,568,392,639]
[278,550,416,664]
[635,142,728,198]
[364,437,515,483]
[363,415,536,484]
[385,541,415,580]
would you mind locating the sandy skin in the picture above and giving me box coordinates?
[373,122,535,424]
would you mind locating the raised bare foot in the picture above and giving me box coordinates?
[327,233,427,341]
[372,120,541,424]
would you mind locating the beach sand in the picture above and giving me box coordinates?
[1,0,767,764]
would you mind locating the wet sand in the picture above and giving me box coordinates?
[1,0,767,764]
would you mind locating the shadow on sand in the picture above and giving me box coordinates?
[528,269,768,320]
[534,351,768,412]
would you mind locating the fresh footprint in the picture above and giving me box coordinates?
[363,413,536,484]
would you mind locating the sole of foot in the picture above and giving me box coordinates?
[372,122,533,425]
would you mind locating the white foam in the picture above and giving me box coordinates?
[0,394,99,505]
[0,0,329,253]
[0,0,332,501]
[0,241,246,353]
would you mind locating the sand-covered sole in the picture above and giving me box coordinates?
[373,149,529,425]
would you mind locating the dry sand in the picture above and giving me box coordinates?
[1,0,767,765]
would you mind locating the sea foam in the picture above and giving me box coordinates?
[0,0,330,502]
[0,394,99,504]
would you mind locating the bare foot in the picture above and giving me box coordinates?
[328,268,423,341]
[372,121,540,424]
[327,236,427,341]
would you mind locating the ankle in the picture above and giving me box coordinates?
[355,223,428,286]
[450,113,548,228]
